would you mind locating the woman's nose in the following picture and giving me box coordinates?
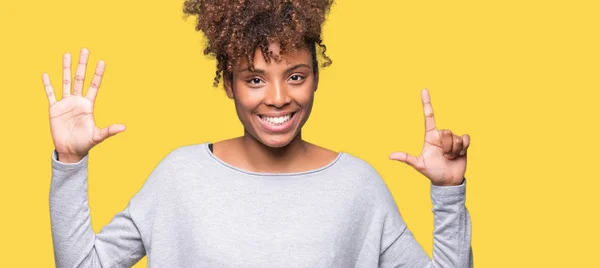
[264,82,290,108]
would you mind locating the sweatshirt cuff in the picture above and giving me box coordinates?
[51,149,89,172]
[430,177,466,198]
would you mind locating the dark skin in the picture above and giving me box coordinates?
[45,46,470,185]
[213,42,471,184]
[213,43,339,173]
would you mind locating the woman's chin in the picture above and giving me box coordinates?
[249,118,302,149]
[259,135,294,148]
[251,130,299,148]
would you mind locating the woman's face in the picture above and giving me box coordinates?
[225,42,318,148]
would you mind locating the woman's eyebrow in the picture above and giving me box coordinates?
[236,63,311,75]
[237,68,264,74]
[284,64,311,73]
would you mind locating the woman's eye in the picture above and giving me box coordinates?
[247,78,263,85]
[289,75,304,82]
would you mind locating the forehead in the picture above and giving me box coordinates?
[236,43,313,72]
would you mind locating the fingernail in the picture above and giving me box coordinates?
[459,150,465,155]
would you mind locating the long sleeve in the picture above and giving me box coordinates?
[378,179,473,268]
[49,150,146,268]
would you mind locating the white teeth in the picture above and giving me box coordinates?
[261,114,292,125]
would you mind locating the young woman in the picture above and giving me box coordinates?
[46,0,473,267]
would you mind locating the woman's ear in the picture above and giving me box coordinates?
[224,72,234,99]
[313,71,319,92]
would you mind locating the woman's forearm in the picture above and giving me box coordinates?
[49,150,98,267]
[430,179,473,268]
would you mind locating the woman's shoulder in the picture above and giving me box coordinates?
[169,142,211,156]
[327,150,388,188]
[328,151,399,209]
[156,142,213,167]
[336,151,381,177]
[305,142,381,179]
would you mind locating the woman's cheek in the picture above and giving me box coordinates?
[294,89,315,106]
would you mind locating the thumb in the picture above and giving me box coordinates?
[389,151,421,170]
[93,124,126,144]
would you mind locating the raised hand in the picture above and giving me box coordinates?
[389,89,470,186]
[43,48,125,163]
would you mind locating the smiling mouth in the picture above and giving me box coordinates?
[258,112,297,126]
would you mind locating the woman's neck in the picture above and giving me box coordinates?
[238,131,309,173]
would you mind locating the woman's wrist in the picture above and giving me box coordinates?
[56,151,85,163]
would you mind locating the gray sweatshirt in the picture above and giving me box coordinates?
[50,142,473,268]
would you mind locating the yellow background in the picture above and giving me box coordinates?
[0,0,598,267]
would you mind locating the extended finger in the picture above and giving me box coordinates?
[42,73,56,106]
[86,60,105,103]
[422,88,437,133]
[460,134,470,155]
[389,152,423,170]
[441,129,453,154]
[62,53,72,97]
[73,48,89,96]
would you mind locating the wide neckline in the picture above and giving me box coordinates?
[203,142,346,177]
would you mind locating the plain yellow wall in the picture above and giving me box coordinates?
[0,0,598,267]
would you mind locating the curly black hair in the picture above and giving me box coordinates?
[183,0,334,87]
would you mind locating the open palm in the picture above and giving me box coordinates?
[389,89,471,186]
[43,48,125,161]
